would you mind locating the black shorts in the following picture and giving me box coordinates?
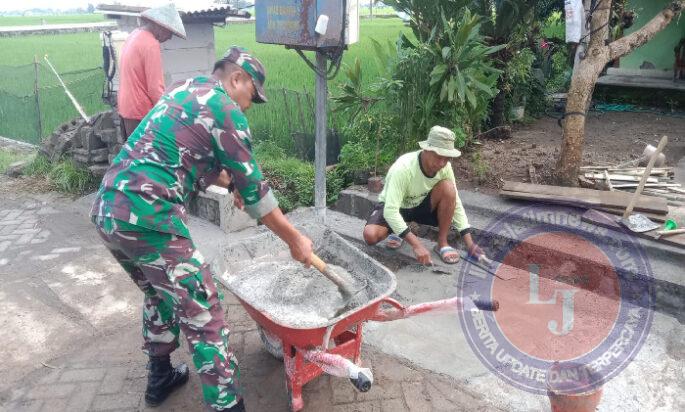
[365,193,437,236]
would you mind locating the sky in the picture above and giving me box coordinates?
[0,0,92,12]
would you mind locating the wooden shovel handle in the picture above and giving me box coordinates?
[656,228,685,237]
[310,253,354,295]
[623,135,668,219]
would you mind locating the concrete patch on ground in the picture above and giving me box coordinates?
[0,280,91,385]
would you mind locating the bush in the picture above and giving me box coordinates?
[24,154,98,194]
[338,112,400,176]
[254,141,345,213]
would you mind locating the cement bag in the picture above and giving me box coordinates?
[565,0,584,43]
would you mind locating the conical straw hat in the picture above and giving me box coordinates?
[141,3,186,39]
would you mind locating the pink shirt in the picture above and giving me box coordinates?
[117,29,165,120]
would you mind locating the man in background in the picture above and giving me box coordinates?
[363,126,484,265]
[117,3,186,139]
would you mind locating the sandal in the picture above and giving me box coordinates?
[385,234,403,250]
[433,245,460,264]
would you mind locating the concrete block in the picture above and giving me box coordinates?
[90,148,109,163]
[5,160,28,177]
[81,126,106,151]
[189,185,257,233]
[88,164,110,176]
[98,129,118,144]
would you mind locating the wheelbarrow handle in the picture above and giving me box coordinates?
[370,296,499,322]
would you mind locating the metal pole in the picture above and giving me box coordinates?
[314,51,327,222]
[33,55,43,139]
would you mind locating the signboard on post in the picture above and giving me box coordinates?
[255,0,359,220]
[256,0,358,49]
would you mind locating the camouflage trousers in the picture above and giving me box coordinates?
[94,217,241,411]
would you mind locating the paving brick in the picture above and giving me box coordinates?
[42,396,70,411]
[0,224,18,235]
[424,380,458,411]
[4,210,22,220]
[357,379,402,402]
[12,228,41,235]
[98,367,129,395]
[91,393,141,411]
[18,222,37,230]
[5,399,44,412]
[372,355,423,383]
[330,377,358,404]
[382,398,409,412]
[37,368,62,384]
[241,329,263,357]
[426,376,488,410]
[25,383,76,399]
[16,232,36,245]
[401,381,431,412]
[333,400,382,412]
[65,382,100,412]
[59,368,106,383]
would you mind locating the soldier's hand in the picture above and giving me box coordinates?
[233,192,244,210]
[289,233,313,267]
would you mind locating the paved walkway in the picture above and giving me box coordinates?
[0,176,496,411]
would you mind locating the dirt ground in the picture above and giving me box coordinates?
[453,111,685,194]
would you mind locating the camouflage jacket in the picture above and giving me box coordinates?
[90,76,278,238]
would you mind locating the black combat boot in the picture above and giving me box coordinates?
[145,355,190,406]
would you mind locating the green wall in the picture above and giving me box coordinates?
[620,0,684,70]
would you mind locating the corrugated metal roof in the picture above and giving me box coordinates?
[96,1,250,21]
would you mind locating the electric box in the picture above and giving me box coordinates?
[255,0,359,49]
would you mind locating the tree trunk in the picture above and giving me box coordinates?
[490,88,506,127]
[555,0,684,186]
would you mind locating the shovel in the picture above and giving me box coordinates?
[619,135,668,233]
[310,253,367,316]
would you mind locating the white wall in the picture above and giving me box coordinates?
[111,17,216,90]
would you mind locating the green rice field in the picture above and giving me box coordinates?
[0,17,407,146]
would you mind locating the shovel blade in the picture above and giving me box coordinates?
[619,214,660,233]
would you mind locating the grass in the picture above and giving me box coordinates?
[0,14,104,26]
[24,154,98,194]
[0,147,30,173]
[0,18,407,148]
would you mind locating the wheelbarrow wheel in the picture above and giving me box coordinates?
[258,326,284,360]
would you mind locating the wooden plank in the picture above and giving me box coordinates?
[499,190,669,221]
[581,209,685,249]
[593,206,668,223]
[584,173,659,183]
[612,183,681,188]
[529,165,539,184]
[501,182,669,215]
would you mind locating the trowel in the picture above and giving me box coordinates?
[310,253,367,316]
[619,135,667,233]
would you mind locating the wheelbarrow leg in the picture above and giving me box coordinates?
[353,323,363,365]
[283,342,304,412]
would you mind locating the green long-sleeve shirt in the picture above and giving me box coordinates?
[378,151,470,236]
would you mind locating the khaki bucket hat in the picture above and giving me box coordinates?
[418,126,462,158]
[141,3,187,39]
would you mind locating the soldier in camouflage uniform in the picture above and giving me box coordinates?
[91,46,313,411]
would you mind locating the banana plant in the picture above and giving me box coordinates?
[427,9,504,110]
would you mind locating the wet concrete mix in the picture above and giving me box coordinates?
[226,259,370,328]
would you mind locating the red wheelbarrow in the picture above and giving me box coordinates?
[220,226,498,411]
